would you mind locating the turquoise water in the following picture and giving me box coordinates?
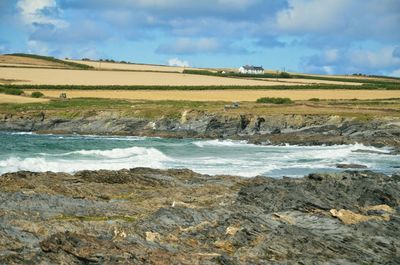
[0,132,398,177]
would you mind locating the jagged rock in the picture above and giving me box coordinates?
[0,169,399,264]
[336,163,368,169]
[0,111,399,147]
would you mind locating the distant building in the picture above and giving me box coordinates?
[238,65,264,74]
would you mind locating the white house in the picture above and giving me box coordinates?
[238,65,264,74]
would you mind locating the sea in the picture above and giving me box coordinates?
[0,132,398,178]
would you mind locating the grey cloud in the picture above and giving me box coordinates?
[29,21,109,44]
[300,47,400,75]
[393,47,400,58]
[271,0,400,46]
[254,37,285,48]
[156,38,251,55]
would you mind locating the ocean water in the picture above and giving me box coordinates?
[0,132,398,178]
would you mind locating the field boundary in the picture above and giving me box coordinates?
[1,84,400,90]
[183,69,400,87]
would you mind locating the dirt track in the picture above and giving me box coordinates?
[0,94,48,104]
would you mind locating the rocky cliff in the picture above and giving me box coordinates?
[0,169,399,264]
[1,110,400,148]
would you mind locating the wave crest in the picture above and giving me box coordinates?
[0,146,172,174]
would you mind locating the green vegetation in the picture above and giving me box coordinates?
[0,98,399,121]
[308,98,320,102]
[0,98,217,119]
[256,97,294,104]
[0,86,24,95]
[278,72,291,78]
[31,91,44,98]
[8,53,94,70]
[0,98,132,111]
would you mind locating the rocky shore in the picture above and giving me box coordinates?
[0,168,399,264]
[1,110,400,148]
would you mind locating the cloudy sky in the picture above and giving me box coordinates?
[1,0,399,76]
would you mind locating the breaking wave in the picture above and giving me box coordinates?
[0,132,397,177]
[0,146,172,174]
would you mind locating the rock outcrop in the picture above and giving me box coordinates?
[0,169,399,264]
[1,110,400,148]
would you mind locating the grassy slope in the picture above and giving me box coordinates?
[8,53,94,70]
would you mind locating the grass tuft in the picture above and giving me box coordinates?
[256,97,294,104]
[31,91,44,98]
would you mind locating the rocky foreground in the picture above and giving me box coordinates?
[0,169,399,264]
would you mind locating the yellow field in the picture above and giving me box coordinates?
[29,89,400,101]
[0,94,49,104]
[66,59,186,72]
[1,55,399,103]
[261,78,362,86]
[0,67,304,86]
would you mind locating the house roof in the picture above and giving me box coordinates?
[242,65,264,71]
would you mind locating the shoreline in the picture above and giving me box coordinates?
[1,100,399,263]
[1,110,400,149]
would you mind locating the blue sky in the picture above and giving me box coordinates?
[1,0,400,76]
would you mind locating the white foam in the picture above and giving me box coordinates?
[81,135,148,141]
[0,133,397,177]
[9,132,34,135]
[193,139,252,148]
[69,146,169,159]
[0,146,172,174]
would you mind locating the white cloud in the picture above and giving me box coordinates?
[17,0,66,27]
[349,47,400,69]
[168,58,190,67]
[322,66,334,75]
[27,40,51,55]
[272,0,400,45]
[276,0,349,32]
[216,0,258,9]
[325,49,339,63]
[389,69,400,77]
[113,0,259,10]
[301,46,400,75]
[157,38,221,54]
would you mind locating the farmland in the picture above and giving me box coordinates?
[0,53,399,103]
[23,89,400,101]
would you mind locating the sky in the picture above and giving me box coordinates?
[0,0,399,76]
